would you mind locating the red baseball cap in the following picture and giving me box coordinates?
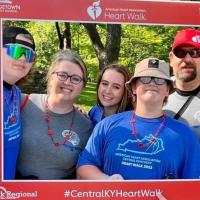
[172,29,200,50]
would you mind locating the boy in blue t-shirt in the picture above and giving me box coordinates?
[3,26,35,179]
[77,58,200,180]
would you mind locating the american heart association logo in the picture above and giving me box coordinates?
[87,1,102,20]
[192,35,200,44]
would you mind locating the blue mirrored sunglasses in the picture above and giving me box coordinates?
[3,44,35,63]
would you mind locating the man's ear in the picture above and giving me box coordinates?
[169,51,173,63]
[169,51,174,72]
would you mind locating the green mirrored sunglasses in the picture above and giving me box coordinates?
[3,44,35,63]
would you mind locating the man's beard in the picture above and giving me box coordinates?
[177,63,197,83]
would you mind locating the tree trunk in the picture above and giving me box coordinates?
[83,23,121,70]
[64,22,71,49]
[55,22,71,49]
[106,24,121,64]
[55,22,63,49]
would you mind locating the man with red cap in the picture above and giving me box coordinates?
[164,28,200,140]
[3,26,35,179]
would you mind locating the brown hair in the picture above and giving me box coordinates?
[96,63,132,113]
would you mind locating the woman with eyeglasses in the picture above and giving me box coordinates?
[89,64,132,127]
[16,49,93,180]
[3,26,35,180]
[77,58,200,180]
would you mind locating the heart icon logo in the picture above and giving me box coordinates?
[192,35,200,44]
[87,1,102,20]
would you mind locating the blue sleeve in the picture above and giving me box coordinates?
[88,105,103,127]
[181,127,200,179]
[77,121,106,169]
[88,106,95,119]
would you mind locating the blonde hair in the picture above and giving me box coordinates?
[46,49,88,93]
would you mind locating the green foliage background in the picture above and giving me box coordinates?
[3,20,192,110]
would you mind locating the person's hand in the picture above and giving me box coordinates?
[156,192,167,200]
[106,174,124,180]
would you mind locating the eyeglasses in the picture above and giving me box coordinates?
[53,71,83,84]
[139,77,167,85]
[3,44,35,63]
[173,48,200,58]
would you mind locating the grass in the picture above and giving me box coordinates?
[76,82,97,112]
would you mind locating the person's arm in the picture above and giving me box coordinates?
[77,118,124,180]
[77,165,124,180]
[77,165,108,179]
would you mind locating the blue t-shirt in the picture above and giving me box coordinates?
[88,105,104,127]
[78,111,200,179]
[4,85,21,179]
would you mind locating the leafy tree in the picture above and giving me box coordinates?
[4,20,195,91]
[83,23,121,70]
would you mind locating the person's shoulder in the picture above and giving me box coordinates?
[29,93,45,101]
[166,115,195,134]
[113,110,132,118]
[166,115,186,126]
[75,110,94,135]
[166,115,199,146]
[29,93,45,98]
[75,109,93,126]
[91,111,131,136]
[26,94,46,108]
[89,105,102,114]
[99,110,132,126]
[90,105,99,111]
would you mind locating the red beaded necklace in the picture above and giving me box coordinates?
[44,96,75,147]
[4,87,18,124]
[130,112,166,148]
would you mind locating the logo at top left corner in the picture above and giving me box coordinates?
[0,0,12,4]
[0,0,20,13]
[87,1,102,20]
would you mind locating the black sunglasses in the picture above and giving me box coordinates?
[173,48,200,58]
[139,77,167,85]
